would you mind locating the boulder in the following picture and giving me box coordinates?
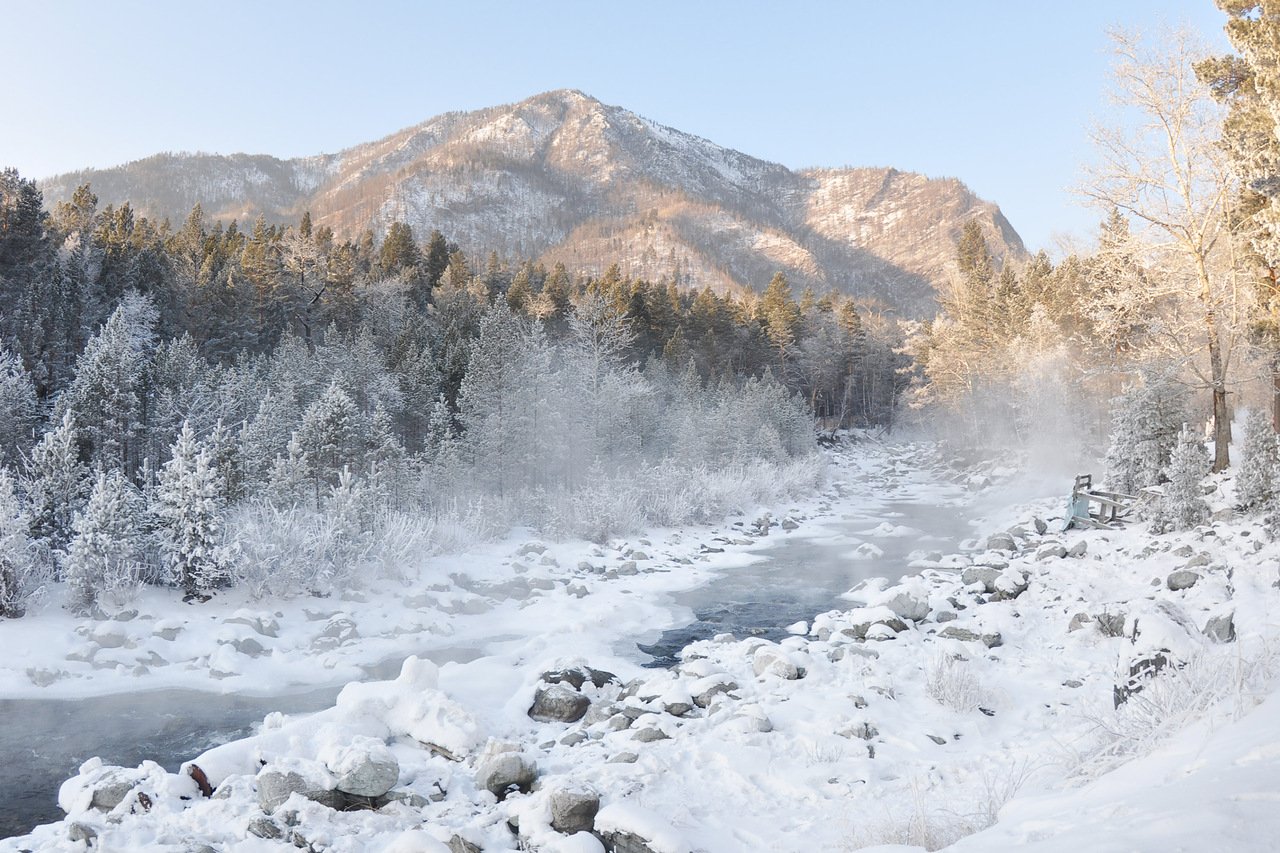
[550,789,600,834]
[474,750,536,799]
[752,647,799,679]
[1067,613,1092,632]
[324,738,399,798]
[1037,544,1068,560]
[1203,613,1236,643]
[1033,517,1048,535]
[992,570,1029,600]
[884,592,930,623]
[1066,541,1088,558]
[256,766,336,814]
[939,626,1003,648]
[984,533,1017,552]
[961,567,1002,594]
[529,683,591,723]
[632,726,670,743]
[1167,570,1201,591]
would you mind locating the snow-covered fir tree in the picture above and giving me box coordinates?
[0,345,38,466]
[296,381,364,498]
[24,410,90,551]
[1162,424,1211,530]
[154,421,225,598]
[266,435,311,509]
[1104,374,1189,494]
[64,470,147,614]
[0,467,42,618]
[1235,408,1278,511]
[58,292,158,475]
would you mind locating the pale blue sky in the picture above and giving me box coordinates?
[0,1,1231,253]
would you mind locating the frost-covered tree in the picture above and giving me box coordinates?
[58,292,158,474]
[1236,407,1279,510]
[266,435,310,509]
[154,421,225,597]
[364,406,409,512]
[296,381,364,497]
[24,410,90,551]
[1163,424,1211,530]
[0,467,43,618]
[1104,374,1190,494]
[0,346,38,466]
[64,471,146,614]
[1084,29,1241,472]
[459,305,541,497]
[239,390,300,489]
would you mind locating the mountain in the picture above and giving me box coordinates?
[39,90,1026,315]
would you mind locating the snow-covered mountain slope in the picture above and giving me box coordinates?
[39,90,1025,316]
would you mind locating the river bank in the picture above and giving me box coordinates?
[11,440,1270,852]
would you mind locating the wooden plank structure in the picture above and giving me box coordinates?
[1065,474,1139,530]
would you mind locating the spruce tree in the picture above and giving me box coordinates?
[0,467,41,618]
[24,410,90,551]
[1237,407,1278,510]
[154,422,225,598]
[296,381,364,497]
[1104,374,1189,494]
[64,471,146,614]
[1163,424,1211,530]
[0,345,38,466]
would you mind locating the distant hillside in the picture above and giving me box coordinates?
[40,90,1026,316]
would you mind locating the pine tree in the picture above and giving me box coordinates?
[1237,407,1279,510]
[154,422,225,597]
[64,471,146,614]
[760,272,801,360]
[59,292,158,474]
[364,405,408,511]
[296,381,364,497]
[1162,424,1211,530]
[0,345,38,466]
[266,435,311,508]
[24,410,90,551]
[0,467,42,618]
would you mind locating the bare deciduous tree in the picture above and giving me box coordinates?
[1082,28,1248,471]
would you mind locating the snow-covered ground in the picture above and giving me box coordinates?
[4,440,1279,852]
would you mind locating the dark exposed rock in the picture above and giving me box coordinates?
[1203,613,1236,643]
[530,683,591,723]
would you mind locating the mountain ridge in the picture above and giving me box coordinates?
[39,89,1026,315]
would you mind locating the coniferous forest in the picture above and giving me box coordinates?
[1,173,918,615]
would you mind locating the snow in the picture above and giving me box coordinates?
[5,441,1280,852]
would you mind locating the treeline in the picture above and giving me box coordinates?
[0,171,878,617]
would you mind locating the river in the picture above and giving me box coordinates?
[0,459,980,839]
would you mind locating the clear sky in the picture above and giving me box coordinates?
[0,1,1232,254]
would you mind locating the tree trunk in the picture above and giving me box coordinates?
[1198,255,1230,473]
[1273,365,1280,434]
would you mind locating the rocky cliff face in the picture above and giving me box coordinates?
[40,90,1025,316]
